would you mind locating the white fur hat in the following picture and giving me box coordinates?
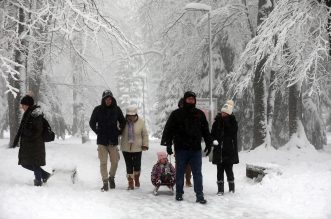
[221,100,234,115]
[126,105,138,115]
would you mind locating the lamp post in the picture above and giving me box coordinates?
[184,3,213,127]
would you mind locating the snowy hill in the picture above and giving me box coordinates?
[0,136,331,219]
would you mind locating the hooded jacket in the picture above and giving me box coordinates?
[89,95,125,146]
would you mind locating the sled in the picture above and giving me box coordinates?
[153,182,174,196]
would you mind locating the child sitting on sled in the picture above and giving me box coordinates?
[151,151,175,195]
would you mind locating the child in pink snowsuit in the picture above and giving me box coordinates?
[151,151,175,195]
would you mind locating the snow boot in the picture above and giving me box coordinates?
[176,194,183,201]
[153,186,159,196]
[42,171,51,183]
[34,179,42,186]
[101,180,109,192]
[196,196,207,204]
[229,181,235,193]
[109,176,115,189]
[217,181,224,195]
[127,174,134,190]
[185,174,192,187]
[134,171,140,188]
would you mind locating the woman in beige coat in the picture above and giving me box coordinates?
[120,105,149,190]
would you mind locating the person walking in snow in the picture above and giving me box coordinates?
[176,98,192,187]
[211,100,239,195]
[151,151,175,195]
[161,91,212,204]
[12,94,51,186]
[120,105,149,190]
[89,90,126,191]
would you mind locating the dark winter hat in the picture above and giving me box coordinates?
[20,95,34,106]
[183,91,196,100]
[102,90,113,99]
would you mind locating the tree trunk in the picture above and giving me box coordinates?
[288,83,302,136]
[252,57,267,149]
[8,7,26,147]
[251,0,274,150]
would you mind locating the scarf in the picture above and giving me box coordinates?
[128,121,135,144]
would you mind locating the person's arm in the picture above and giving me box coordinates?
[232,116,239,163]
[117,107,126,134]
[141,120,149,149]
[161,111,175,147]
[89,107,98,134]
[201,111,212,148]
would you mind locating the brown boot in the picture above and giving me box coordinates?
[185,166,192,187]
[127,174,134,190]
[134,171,140,188]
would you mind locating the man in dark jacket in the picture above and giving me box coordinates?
[12,95,51,186]
[161,91,212,204]
[89,90,125,191]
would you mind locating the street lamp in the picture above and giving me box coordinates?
[184,3,213,127]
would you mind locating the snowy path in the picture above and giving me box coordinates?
[0,137,331,219]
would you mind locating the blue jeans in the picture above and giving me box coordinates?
[175,149,204,199]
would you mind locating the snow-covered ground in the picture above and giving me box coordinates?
[0,135,331,219]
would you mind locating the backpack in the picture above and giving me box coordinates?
[43,117,55,142]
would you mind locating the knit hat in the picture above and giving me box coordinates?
[183,91,196,100]
[221,100,234,115]
[126,105,138,116]
[20,95,34,106]
[157,151,167,161]
[102,90,113,99]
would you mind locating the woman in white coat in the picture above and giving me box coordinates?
[120,105,149,190]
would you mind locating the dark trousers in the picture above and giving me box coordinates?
[175,149,203,199]
[21,165,48,181]
[217,163,234,182]
[122,151,142,174]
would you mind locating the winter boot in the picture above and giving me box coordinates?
[134,171,140,188]
[153,186,159,196]
[175,193,183,201]
[34,179,42,186]
[229,181,235,193]
[127,174,134,190]
[101,180,109,192]
[42,171,51,183]
[185,174,192,187]
[196,196,207,204]
[217,180,224,195]
[109,176,115,189]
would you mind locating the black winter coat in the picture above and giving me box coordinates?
[211,113,239,164]
[89,97,125,146]
[161,105,212,151]
[15,105,46,166]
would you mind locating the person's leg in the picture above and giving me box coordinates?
[224,164,235,192]
[217,163,225,194]
[108,145,120,178]
[122,151,134,189]
[108,145,120,188]
[97,144,109,191]
[189,150,205,201]
[185,164,192,187]
[175,149,189,200]
[132,152,142,187]
[21,165,42,186]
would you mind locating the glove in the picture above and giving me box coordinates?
[141,146,148,151]
[213,140,219,146]
[204,145,211,156]
[166,145,173,155]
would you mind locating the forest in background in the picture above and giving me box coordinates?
[1,0,331,151]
